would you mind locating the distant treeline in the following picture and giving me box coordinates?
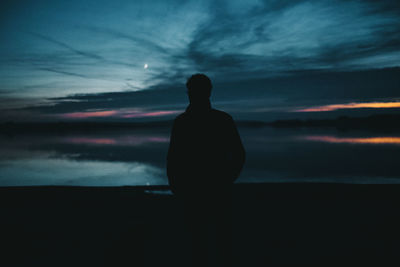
[0,120,174,134]
[268,114,400,131]
[1,114,400,134]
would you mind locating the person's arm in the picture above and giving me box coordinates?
[167,119,179,194]
[227,117,245,182]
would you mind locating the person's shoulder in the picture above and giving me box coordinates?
[210,109,234,121]
[173,112,188,124]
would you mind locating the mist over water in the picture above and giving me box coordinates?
[1,126,400,186]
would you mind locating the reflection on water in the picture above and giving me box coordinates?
[301,136,400,145]
[0,156,165,186]
[0,131,171,186]
[66,137,116,145]
[1,127,400,186]
[64,135,169,146]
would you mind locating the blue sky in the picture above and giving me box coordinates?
[0,0,399,121]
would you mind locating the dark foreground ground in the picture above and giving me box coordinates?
[1,183,399,266]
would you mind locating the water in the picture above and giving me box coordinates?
[1,126,400,186]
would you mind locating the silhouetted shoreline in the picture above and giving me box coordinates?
[0,120,174,134]
[1,183,399,266]
[1,114,400,135]
[268,113,400,131]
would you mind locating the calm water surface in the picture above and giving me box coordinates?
[1,126,400,186]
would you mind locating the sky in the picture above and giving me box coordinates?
[0,0,399,122]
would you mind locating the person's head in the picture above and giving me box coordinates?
[186,73,212,104]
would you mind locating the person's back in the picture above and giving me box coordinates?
[167,74,245,198]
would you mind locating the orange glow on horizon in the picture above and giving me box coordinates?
[121,110,179,118]
[64,135,169,146]
[303,135,400,145]
[295,101,400,112]
[62,110,117,118]
[66,137,116,145]
[61,109,179,119]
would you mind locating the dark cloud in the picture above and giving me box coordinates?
[12,67,399,122]
[149,0,400,88]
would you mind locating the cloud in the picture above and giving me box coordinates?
[26,31,142,69]
[301,135,400,145]
[38,67,92,79]
[178,0,400,81]
[61,110,117,118]
[83,26,172,55]
[5,67,396,122]
[58,108,180,119]
[294,101,400,112]
[26,31,104,60]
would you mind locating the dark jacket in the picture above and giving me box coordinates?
[167,103,245,197]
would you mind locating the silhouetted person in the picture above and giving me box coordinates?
[167,74,245,267]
